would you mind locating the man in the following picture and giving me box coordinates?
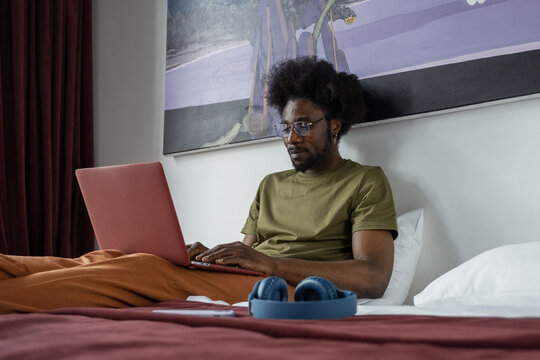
[0,57,397,313]
[188,56,397,298]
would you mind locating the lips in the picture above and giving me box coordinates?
[287,146,306,154]
[288,146,307,160]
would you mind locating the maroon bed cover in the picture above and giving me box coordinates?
[1,300,539,359]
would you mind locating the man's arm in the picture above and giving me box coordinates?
[194,230,394,299]
[242,234,257,247]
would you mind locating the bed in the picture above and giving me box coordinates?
[2,210,540,359]
[2,300,540,359]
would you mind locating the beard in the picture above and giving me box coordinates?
[290,128,333,173]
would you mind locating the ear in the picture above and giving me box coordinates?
[330,119,342,136]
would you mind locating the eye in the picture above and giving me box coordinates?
[273,124,291,137]
[295,122,310,133]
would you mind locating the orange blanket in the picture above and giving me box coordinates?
[0,250,282,313]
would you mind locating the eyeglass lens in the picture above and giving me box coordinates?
[274,122,311,137]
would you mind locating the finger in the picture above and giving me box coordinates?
[187,242,209,259]
[198,247,230,263]
[217,255,268,274]
[220,249,274,275]
[215,255,244,266]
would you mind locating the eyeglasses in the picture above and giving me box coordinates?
[273,118,325,138]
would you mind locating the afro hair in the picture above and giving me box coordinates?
[266,56,367,138]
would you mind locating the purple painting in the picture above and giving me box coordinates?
[164,0,540,155]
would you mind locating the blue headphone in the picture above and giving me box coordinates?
[248,276,357,319]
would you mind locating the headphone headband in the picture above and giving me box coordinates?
[249,292,357,319]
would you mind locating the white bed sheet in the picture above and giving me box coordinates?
[354,304,540,318]
[186,296,540,318]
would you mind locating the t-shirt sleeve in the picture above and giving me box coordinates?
[241,182,262,235]
[351,167,398,239]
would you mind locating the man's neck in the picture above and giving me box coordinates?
[303,152,343,174]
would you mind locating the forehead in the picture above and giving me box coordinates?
[282,98,323,122]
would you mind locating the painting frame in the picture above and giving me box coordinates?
[163,0,540,156]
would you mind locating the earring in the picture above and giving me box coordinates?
[332,133,338,144]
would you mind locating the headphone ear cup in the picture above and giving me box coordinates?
[256,276,289,301]
[294,276,338,301]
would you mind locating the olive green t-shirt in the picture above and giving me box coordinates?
[241,159,398,261]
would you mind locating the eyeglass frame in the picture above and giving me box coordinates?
[273,117,325,138]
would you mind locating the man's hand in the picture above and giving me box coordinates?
[194,241,275,275]
[186,242,209,260]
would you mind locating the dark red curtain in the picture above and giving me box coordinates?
[0,0,94,256]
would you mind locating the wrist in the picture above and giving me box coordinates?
[268,256,284,277]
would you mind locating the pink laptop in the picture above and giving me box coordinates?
[75,162,263,276]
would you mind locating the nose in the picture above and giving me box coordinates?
[286,128,302,144]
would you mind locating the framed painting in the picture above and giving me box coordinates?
[164,0,540,155]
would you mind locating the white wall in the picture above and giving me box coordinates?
[93,0,540,303]
[93,0,164,165]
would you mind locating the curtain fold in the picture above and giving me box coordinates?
[0,0,94,256]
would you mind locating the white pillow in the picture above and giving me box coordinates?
[414,241,540,307]
[358,208,424,305]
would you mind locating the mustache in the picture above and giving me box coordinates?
[287,146,307,154]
